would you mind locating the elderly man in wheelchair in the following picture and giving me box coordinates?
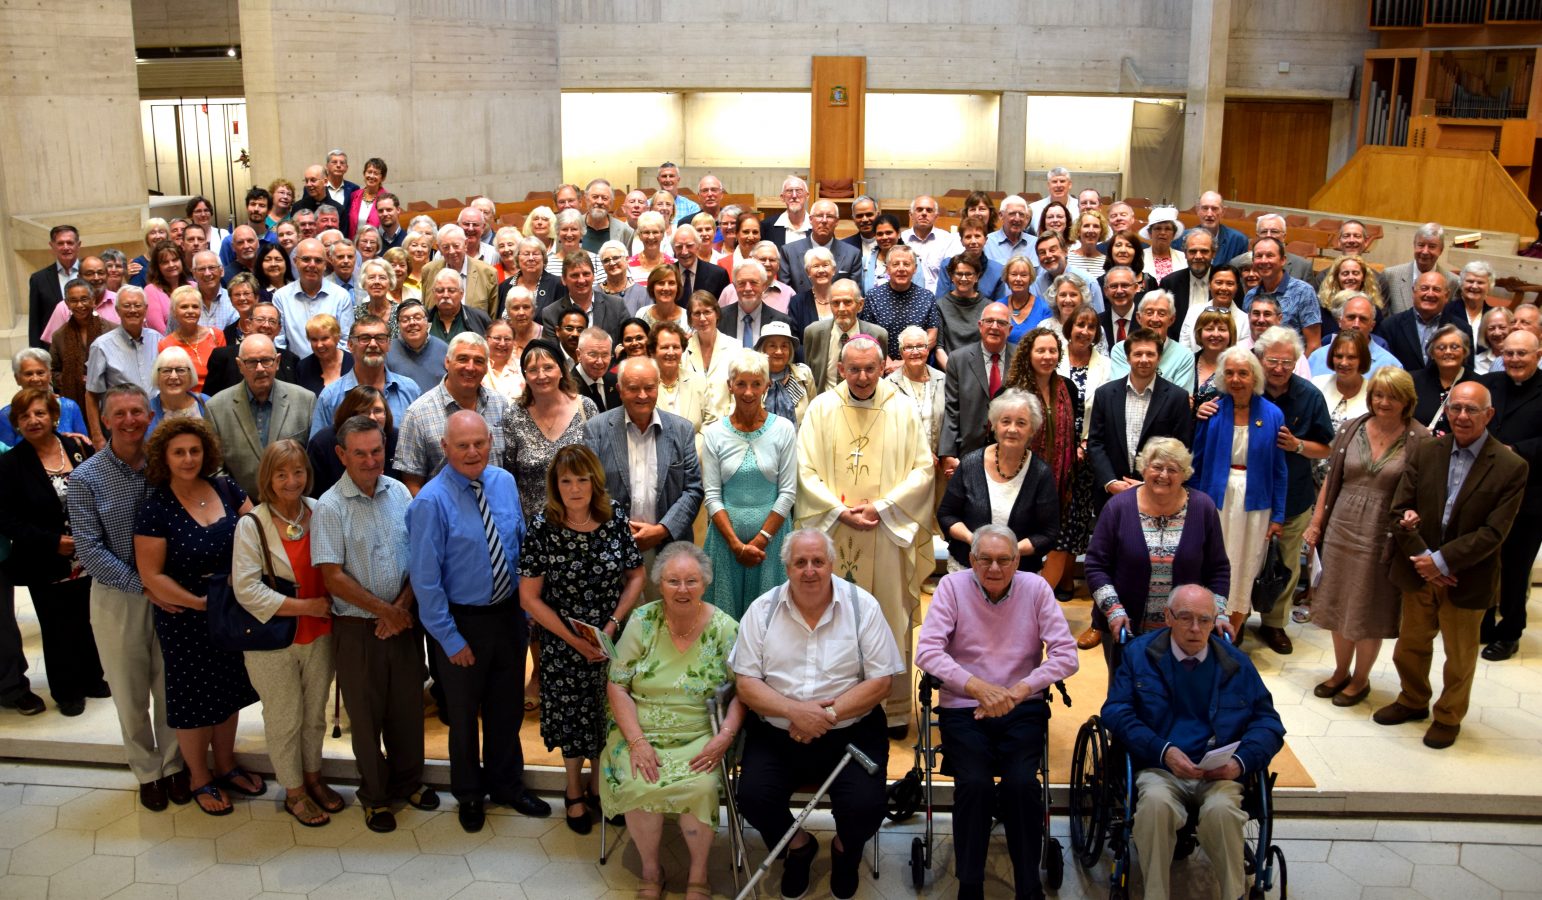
[1101,583,1286,900]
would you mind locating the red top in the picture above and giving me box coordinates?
[280,530,332,644]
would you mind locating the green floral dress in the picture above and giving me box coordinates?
[598,601,738,825]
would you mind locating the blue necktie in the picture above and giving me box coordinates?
[1181,657,1199,672]
[470,479,512,604]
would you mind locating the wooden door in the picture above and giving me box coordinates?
[1218,101,1333,208]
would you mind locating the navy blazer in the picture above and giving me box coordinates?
[498,272,566,318]
[583,407,704,544]
[938,340,1015,459]
[1087,375,1194,504]
[717,303,796,344]
[936,448,1059,571]
[27,264,64,349]
[1375,306,1473,372]
[677,258,730,301]
[779,236,861,294]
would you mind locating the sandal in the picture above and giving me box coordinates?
[191,783,233,817]
[284,793,330,828]
[215,766,266,797]
[684,880,712,900]
[635,867,666,900]
[524,697,540,714]
[306,781,346,814]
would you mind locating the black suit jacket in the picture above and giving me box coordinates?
[203,345,300,397]
[497,272,566,318]
[0,434,93,585]
[28,265,65,349]
[1481,370,1542,514]
[1156,268,1206,342]
[1086,375,1194,506]
[1375,307,1474,372]
[676,259,730,301]
[292,181,361,235]
[577,370,620,413]
[1099,306,1139,349]
[717,303,796,343]
[936,448,1059,571]
[779,236,861,294]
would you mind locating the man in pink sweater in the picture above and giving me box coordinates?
[915,524,1079,900]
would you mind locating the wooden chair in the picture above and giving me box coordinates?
[1285,240,1317,259]
[1313,218,1343,233]
[437,198,462,209]
[1284,214,1310,228]
[524,190,553,203]
[1222,206,1245,219]
[1123,197,1152,208]
[814,178,862,201]
[406,200,433,212]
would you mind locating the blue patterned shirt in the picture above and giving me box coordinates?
[860,281,939,360]
[312,473,413,618]
[68,445,154,593]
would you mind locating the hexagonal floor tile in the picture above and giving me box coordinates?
[256,846,342,894]
[133,837,215,885]
[93,812,176,858]
[44,854,134,900]
[388,853,473,900]
[8,827,94,876]
[177,862,263,900]
[463,836,547,883]
[214,820,294,866]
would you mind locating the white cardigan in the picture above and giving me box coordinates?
[231,499,315,624]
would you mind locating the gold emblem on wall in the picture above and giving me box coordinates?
[829,85,848,107]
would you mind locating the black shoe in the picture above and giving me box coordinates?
[57,699,86,717]
[139,779,169,812]
[887,724,909,741]
[407,786,440,811]
[166,769,192,805]
[457,799,485,833]
[829,839,861,899]
[364,806,397,833]
[956,885,985,900]
[84,681,112,699]
[1,691,45,716]
[563,794,592,835]
[502,789,551,818]
[1482,640,1520,662]
[780,834,817,900]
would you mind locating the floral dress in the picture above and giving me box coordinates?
[1058,364,1097,555]
[517,508,643,758]
[598,602,738,825]
[501,396,597,522]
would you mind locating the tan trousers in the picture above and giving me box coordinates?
[244,635,335,789]
[1392,583,1486,726]
[90,584,183,784]
[1132,768,1247,900]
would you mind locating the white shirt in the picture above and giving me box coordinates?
[901,227,962,294]
[731,580,907,730]
[55,261,80,299]
[827,323,859,388]
[624,409,662,524]
[773,211,812,242]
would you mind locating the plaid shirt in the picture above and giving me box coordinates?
[392,380,508,481]
[68,446,154,593]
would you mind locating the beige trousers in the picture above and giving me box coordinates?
[244,635,335,789]
[1132,768,1247,900]
[90,584,183,783]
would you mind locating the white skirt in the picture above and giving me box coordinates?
[1218,469,1271,615]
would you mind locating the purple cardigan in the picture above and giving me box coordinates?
[1083,487,1231,632]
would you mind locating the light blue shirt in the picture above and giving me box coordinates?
[1243,273,1321,336]
[407,464,525,657]
[312,473,413,618]
[311,369,422,434]
[984,229,1033,267]
[198,287,239,331]
[270,280,353,358]
[1431,430,1489,577]
[1307,340,1401,377]
[1033,269,1104,314]
[86,326,164,397]
[1108,338,1196,394]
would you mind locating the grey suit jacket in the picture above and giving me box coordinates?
[804,318,889,395]
[206,380,316,497]
[1382,261,1460,317]
[780,236,862,294]
[939,341,1015,459]
[583,406,703,544]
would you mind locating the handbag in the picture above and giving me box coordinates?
[208,511,298,652]
[1250,535,1291,615]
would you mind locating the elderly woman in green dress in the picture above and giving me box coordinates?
[601,543,744,900]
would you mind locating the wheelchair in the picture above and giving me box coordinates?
[1067,635,1287,898]
[888,672,1071,891]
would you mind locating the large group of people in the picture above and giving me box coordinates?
[1,157,1538,900]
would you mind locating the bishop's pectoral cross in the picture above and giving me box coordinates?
[846,436,870,479]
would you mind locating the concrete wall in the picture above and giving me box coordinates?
[238,0,563,205]
[133,0,240,48]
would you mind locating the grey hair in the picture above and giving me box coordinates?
[719,204,742,219]
[359,257,396,290]
[326,239,355,260]
[1136,289,1175,316]
[652,540,713,588]
[555,208,584,229]
[578,326,613,350]
[153,345,195,380]
[617,355,661,381]
[435,223,467,244]
[727,348,770,382]
[446,331,489,357]
[1047,166,1071,178]
[733,259,768,283]
[803,245,836,272]
[115,284,146,306]
[969,524,1019,559]
[779,527,836,567]
[1414,222,1445,245]
[898,325,929,348]
[599,239,629,258]
[1135,437,1194,481]
[517,235,546,255]
[431,267,462,289]
[1330,290,1374,321]
[636,211,665,232]
[1218,345,1265,394]
[316,203,340,219]
[852,195,879,211]
[12,347,50,376]
[1049,273,1090,306]
[407,214,437,233]
[999,194,1029,212]
[1425,323,1471,358]
[1254,213,1286,233]
[584,177,613,193]
[99,247,128,268]
[781,175,808,192]
[493,226,522,244]
[1461,259,1494,283]
[1253,325,1304,360]
[987,387,1043,437]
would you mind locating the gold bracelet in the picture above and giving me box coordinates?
[627,736,648,748]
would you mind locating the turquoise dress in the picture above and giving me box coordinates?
[701,416,798,619]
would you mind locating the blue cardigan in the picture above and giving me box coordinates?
[1189,394,1287,523]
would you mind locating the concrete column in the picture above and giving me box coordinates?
[0,2,146,346]
[239,0,562,203]
[1179,0,1232,204]
[996,91,1028,194]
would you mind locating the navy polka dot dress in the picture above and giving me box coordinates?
[134,476,259,729]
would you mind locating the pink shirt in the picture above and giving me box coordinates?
[915,570,1080,709]
[41,293,118,343]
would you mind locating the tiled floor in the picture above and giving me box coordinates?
[0,761,1540,899]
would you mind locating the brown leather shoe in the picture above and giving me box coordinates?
[1076,627,1103,650]
[1423,721,1460,749]
[1257,625,1293,655]
[1372,702,1429,726]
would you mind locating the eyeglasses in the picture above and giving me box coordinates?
[979,318,1010,328]
[1446,403,1487,417]
[352,334,389,345]
[240,356,279,369]
[663,578,702,590]
[1169,611,1215,628]
[1262,357,1295,369]
[973,556,1016,570]
[160,367,190,376]
[900,344,929,353]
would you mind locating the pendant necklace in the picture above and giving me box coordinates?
[271,506,308,540]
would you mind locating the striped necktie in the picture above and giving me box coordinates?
[470,479,513,604]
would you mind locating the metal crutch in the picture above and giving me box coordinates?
[733,743,880,900]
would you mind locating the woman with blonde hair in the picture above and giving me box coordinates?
[231,440,340,826]
[1067,208,1109,279]
[1316,255,1385,344]
[522,205,557,251]
[158,285,225,390]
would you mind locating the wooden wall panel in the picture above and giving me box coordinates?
[810,56,865,190]
[1218,100,1333,209]
[1310,146,1538,236]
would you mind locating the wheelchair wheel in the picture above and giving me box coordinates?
[1249,845,1288,898]
[1069,717,1110,868]
[1043,837,1064,890]
[910,836,926,888]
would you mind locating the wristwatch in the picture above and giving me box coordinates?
[1295,439,1306,454]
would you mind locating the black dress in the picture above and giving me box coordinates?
[134,476,259,729]
[516,508,643,758]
